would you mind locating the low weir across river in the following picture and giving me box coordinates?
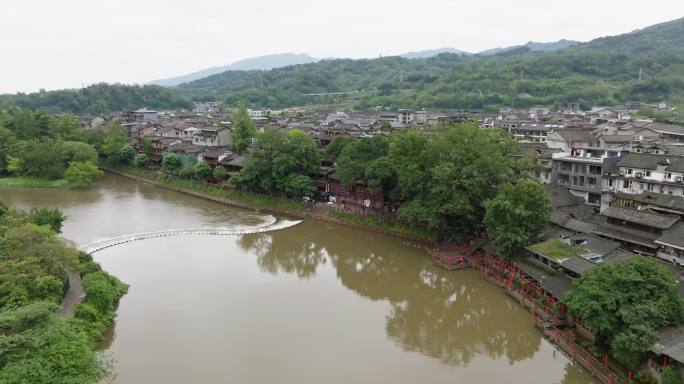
[0,173,600,384]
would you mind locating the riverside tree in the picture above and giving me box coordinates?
[562,256,684,368]
[133,153,150,168]
[483,179,552,255]
[0,206,127,383]
[162,154,182,175]
[64,161,104,188]
[231,106,257,154]
[28,207,66,233]
[234,129,320,194]
[193,162,213,180]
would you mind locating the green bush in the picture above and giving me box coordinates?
[662,367,682,384]
[133,153,150,168]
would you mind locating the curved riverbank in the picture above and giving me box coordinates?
[102,167,436,245]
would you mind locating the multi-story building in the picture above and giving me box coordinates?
[550,147,625,207]
[192,127,231,147]
[608,153,684,197]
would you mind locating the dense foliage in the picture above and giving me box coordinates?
[231,106,257,154]
[232,129,321,197]
[331,124,531,239]
[0,204,127,383]
[0,83,192,114]
[483,180,552,255]
[0,109,104,187]
[563,256,684,368]
[175,18,684,111]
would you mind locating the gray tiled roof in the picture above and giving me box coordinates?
[601,206,679,229]
[561,256,596,275]
[615,191,684,212]
[651,326,684,364]
[616,153,684,172]
[556,130,596,143]
[656,223,684,249]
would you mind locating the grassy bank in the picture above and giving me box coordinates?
[115,165,304,211]
[328,210,437,243]
[107,165,437,243]
[0,176,70,188]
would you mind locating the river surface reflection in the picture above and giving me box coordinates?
[0,174,598,383]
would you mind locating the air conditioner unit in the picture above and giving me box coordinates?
[619,171,625,176]
[635,172,643,178]
[678,177,683,183]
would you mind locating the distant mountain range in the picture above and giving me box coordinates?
[172,17,684,110]
[399,47,469,59]
[3,17,683,114]
[148,53,319,87]
[478,39,579,56]
[149,40,578,87]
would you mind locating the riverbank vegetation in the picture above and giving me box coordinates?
[563,256,684,370]
[149,119,550,250]
[0,202,127,383]
[324,123,548,247]
[0,109,104,188]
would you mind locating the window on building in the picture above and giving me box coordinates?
[609,179,614,187]
[624,180,630,189]
[647,183,656,192]
[572,176,578,186]
[627,169,633,175]
[588,193,601,205]
[666,172,672,179]
[588,177,597,186]
[646,170,651,177]
[579,176,585,186]
[589,165,602,175]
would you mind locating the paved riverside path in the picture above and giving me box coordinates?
[56,269,83,317]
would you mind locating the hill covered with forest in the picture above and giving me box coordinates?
[0,83,192,114]
[174,17,684,111]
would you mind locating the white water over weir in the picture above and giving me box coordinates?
[79,217,303,254]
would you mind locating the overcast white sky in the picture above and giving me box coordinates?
[1,0,683,94]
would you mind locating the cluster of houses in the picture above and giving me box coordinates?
[491,102,684,378]
[78,100,684,377]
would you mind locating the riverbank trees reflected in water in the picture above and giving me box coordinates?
[238,221,542,367]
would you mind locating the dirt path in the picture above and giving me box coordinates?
[56,269,84,317]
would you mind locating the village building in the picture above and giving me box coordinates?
[192,126,231,147]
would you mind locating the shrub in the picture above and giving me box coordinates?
[64,161,103,188]
[193,162,213,180]
[133,153,150,168]
[662,367,682,384]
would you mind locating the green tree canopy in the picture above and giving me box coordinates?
[231,106,257,154]
[483,179,552,255]
[29,207,66,233]
[237,128,320,194]
[193,162,213,180]
[563,256,684,368]
[64,161,104,188]
[133,153,150,168]
[162,154,182,175]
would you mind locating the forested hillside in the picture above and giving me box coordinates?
[175,17,684,111]
[0,83,192,114]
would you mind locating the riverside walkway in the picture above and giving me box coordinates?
[431,242,626,384]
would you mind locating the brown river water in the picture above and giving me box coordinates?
[0,173,598,383]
